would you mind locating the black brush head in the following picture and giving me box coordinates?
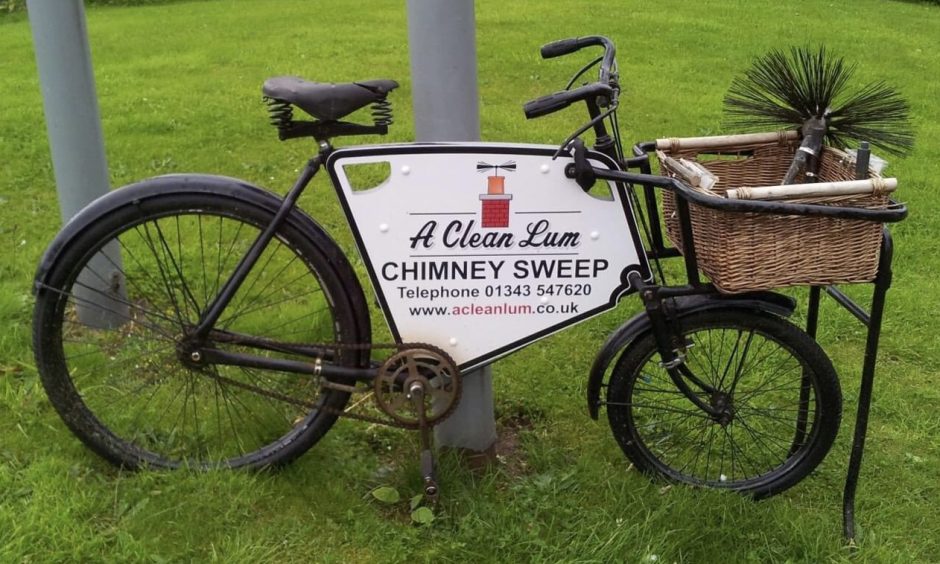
[724,46,913,156]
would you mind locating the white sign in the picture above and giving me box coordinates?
[327,143,650,370]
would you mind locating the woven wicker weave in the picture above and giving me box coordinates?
[657,134,889,294]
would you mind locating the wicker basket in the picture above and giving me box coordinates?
[656,132,890,294]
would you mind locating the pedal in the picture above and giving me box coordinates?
[420,449,438,499]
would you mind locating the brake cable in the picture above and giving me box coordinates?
[552,102,618,159]
[564,55,604,91]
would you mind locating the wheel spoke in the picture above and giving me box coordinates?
[728,329,755,395]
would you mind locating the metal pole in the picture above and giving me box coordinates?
[407,0,482,142]
[407,0,496,454]
[28,0,127,328]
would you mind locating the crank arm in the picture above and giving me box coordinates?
[408,379,439,499]
[421,450,438,498]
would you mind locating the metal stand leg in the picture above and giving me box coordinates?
[810,230,894,542]
[840,231,894,543]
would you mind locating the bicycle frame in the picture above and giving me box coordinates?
[170,142,741,424]
[172,145,798,423]
[182,139,656,379]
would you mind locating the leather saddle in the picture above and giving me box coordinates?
[262,76,398,121]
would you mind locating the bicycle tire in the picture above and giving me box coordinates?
[606,309,841,498]
[33,190,367,470]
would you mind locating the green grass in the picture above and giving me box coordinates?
[2,0,939,561]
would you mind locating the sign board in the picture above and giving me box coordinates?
[327,143,650,370]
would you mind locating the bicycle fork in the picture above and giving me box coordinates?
[632,275,728,421]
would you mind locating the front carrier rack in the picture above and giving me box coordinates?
[578,131,906,542]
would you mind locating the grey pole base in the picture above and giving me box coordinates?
[435,365,498,456]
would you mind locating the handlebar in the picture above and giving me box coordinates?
[524,35,618,120]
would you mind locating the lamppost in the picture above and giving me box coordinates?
[407,0,498,456]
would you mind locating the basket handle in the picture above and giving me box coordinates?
[655,130,798,152]
[726,178,898,200]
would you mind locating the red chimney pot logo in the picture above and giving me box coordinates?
[477,161,515,228]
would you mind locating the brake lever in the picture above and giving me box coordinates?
[564,139,596,192]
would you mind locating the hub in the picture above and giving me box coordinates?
[710,391,735,426]
[175,334,209,370]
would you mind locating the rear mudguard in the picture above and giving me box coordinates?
[586,291,796,419]
[33,174,372,366]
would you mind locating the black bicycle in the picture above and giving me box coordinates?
[31,36,906,515]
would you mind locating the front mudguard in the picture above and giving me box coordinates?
[586,291,797,419]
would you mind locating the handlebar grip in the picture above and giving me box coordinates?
[540,38,584,59]
[541,36,608,59]
[523,90,580,119]
[523,82,613,119]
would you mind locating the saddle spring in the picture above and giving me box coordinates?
[264,97,294,130]
[371,96,394,127]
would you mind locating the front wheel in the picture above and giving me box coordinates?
[33,190,368,470]
[606,309,841,498]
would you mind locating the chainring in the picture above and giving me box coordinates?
[372,344,461,429]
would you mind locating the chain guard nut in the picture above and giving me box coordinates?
[373,345,461,429]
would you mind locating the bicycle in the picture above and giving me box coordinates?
[31,35,906,523]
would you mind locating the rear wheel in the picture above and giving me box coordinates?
[33,191,366,469]
[606,309,841,498]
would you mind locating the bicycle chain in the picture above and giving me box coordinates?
[203,341,462,430]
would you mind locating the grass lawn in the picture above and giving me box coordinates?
[2,0,939,561]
